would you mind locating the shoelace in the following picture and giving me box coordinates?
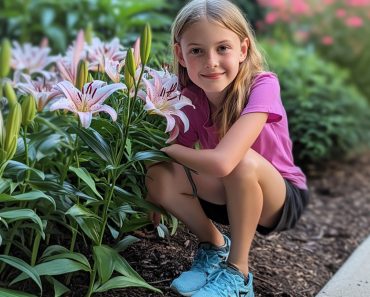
[203,268,246,296]
[191,248,222,272]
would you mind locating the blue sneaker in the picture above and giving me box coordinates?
[192,262,254,297]
[170,235,231,296]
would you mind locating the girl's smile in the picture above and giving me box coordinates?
[175,18,248,105]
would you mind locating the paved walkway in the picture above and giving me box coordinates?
[316,235,370,297]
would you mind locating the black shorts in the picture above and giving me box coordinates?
[184,167,309,235]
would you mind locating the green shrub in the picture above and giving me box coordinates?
[262,41,370,165]
[0,0,171,53]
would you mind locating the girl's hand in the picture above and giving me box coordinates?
[148,211,161,227]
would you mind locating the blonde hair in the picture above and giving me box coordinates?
[171,0,266,138]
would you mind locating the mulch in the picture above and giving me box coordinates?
[32,151,370,296]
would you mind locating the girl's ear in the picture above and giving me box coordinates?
[174,43,186,67]
[239,38,249,63]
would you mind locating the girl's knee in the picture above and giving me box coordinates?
[145,162,181,203]
[225,152,259,182]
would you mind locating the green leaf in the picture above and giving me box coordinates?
[114,236,140,253]
[131,150,171,163]
[113,254,144,281]
[66,205,102,244]
[66,205,101,221]
[0,255,42,292]
[69,167,103,199]
[0,209,44,237]
[114,185,163,212]
[11,259,91,285]
[73,127,114,165]
[0,287,37,297]
[4,160,45,180]
[42,252,90,270]
[0,190,56,210]
[45,276,70,297]
[94,275,161,293]
[93,245,115,284]
[121,216,152,233]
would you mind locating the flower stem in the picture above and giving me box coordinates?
[85,174,117,297]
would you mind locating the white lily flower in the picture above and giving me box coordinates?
[50,80,125,128]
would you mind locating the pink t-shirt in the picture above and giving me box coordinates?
[176,72,307,190]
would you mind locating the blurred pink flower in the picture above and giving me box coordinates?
[292,0,311,15]
[345,16,364,27]
[11,41,57,80]
[16,74,61,112]
[138,69,195,143]
[265,11,279,24]
[321,35,334,45]
[346,0,370,6]
[56,30,85,86]
[50,80,125,128]
[336,9,347,18]
[86,37,126,73]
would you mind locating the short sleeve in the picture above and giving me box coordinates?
[241,72,283,123]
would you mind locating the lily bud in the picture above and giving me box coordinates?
[124,63,134,90]
[76,59,89,91]
[0,38,11,78]
[4,102,22,160]
[85,22,93,45]
[3,81,17,108]
[87,73,94,83]
[125,48,136,79]
[21,94,36,126]
[140,24,152,65]
[0,110,4,146]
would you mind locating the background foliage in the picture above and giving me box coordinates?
[262,41,370,164]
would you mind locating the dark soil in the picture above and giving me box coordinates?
[90,151,370,297]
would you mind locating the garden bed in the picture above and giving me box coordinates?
[115,151,370,297]
[53,151,370,296]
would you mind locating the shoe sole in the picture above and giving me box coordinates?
[170,285,199,296]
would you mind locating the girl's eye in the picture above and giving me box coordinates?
[218,45,229,53]
[190,48,202,55]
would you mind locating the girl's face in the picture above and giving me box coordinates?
[175,18,248,105]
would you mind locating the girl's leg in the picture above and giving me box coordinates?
[220,149,286,276]
[145,162,225,246]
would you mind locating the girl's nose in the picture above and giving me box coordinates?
[205,51,219,69]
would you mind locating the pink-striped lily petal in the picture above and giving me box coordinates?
[167,124,180,144]
[55,81,83,109]
[88,82,126,107]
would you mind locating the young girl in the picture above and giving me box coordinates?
[146,0,309,296]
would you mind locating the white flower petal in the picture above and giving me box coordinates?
[173,110,190,132]
[77,111,93,128]
[49,98,77,113]
[92,104,118,122]
[164,114,176,133]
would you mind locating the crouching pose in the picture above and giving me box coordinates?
[146,0,309,296]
